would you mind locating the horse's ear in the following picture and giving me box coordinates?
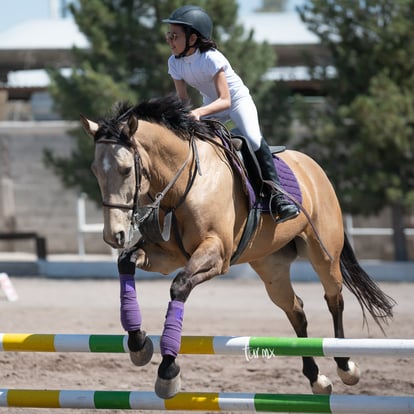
[123,115,138,138]
[80,114,99,138]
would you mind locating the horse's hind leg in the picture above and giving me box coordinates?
[250,246,333,394]
[321,270,361,386]
[323,289,360,386]
[307,240,361,387]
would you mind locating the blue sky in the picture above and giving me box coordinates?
[0,0,304,33]
[0,0,50,32]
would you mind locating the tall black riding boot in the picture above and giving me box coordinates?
[254,140,300,223]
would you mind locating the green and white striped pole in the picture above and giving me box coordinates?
[1,333,414,357]
[0,389,413,412]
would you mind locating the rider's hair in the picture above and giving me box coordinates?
[183,25,217,52]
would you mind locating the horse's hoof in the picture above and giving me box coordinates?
[129,337,154,366]
[311,374,333,394]
[155,372,181,399]
[337,361,360,385]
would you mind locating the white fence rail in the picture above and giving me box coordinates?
[344,214,414,248]
[76,194,117,257]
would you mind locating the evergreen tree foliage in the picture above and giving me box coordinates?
[45,0,275,203]
[259,81,294,143]
[297,0,414,259]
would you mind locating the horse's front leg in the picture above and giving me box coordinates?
[118,248,154,366]
[155,237,227,399]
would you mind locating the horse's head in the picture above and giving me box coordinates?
[81,112,144,249]
[81,96,219,249]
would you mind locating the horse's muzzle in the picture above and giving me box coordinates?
[115,231,126,247]
[103,230,126,249]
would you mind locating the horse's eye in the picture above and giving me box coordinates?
[119,166,132,176]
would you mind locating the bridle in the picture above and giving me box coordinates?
[95,117,201,243]
[95,136,141,221]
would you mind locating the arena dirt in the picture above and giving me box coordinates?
[1,277,413,413]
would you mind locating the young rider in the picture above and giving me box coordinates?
[163,5,299,223]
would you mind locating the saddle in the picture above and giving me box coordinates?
[215,125,302,210]
[230,128,286,205]
[208,122,302,264]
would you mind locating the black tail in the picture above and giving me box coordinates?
[340,233,396,333]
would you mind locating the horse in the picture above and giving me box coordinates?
[81,95,395,399]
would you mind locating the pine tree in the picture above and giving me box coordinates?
[296,0,414,260]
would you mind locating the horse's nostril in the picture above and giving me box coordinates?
[116,231,125,247]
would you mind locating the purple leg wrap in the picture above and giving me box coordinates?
[160,300,184,357]
[119,274,142,332]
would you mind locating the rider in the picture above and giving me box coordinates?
[163,5,299,223]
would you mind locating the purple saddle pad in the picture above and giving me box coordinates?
[210,123,301,212]
[245,155,302,211]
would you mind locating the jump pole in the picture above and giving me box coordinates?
[0,389,413,413]
[1,333,414,357]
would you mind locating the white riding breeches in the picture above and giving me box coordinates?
[204,95,263,151]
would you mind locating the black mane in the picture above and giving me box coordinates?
[99,95,216,142]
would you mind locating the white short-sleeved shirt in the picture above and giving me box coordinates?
[167,49,250,108]
[167,48,263,150]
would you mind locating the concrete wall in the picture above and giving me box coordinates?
[0,121,108,254]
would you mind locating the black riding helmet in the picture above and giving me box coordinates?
[163,5,213,40]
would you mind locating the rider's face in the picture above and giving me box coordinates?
[166,24,187,56]
[165,24,196,56]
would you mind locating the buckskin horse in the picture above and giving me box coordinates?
[81,95,394,399]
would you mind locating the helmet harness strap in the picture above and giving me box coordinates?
[175,27,196,59]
